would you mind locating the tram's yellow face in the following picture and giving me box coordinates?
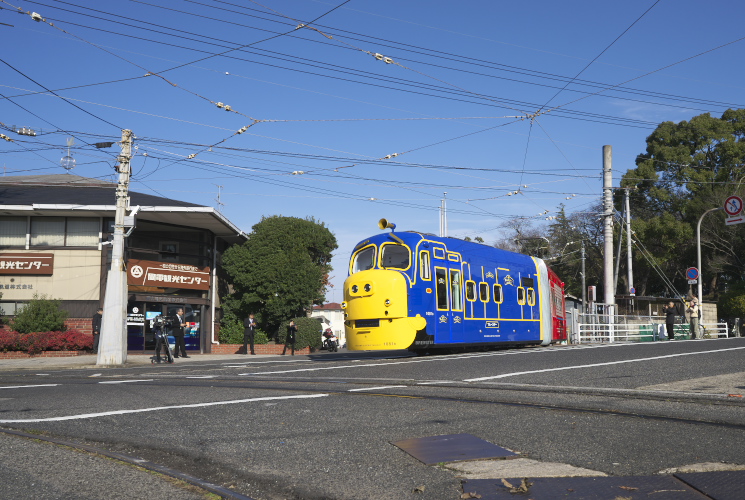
[342,269,425,350]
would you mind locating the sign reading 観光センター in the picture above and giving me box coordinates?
[127,259,210,291]
[0,253,54,275]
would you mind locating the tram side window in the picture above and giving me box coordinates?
[493,284,503,303]
[517,286,526,305]
[419,251,431,280]
[435,268,448,309]
[450,269,463,311]
[479,282,489,302]
[352,246,375,274]
[381,244,410,269]
[519,277,533,306]
[465,280,477,301]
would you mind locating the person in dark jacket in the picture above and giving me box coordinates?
[282,320,297,355]
[663,301,678,340]
[173,308,189,358]
[243,314,256,355]
[92,307,103,353]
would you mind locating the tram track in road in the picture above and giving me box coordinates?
[3,374,742,430]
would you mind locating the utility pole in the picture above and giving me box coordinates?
[625,188,633,298]
[602,146,615,321]
[97,129,133,366]
[581,240,586,314]
[439,192,448,237]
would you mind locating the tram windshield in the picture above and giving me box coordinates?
[352,246,376,274]
[380,244,410,269]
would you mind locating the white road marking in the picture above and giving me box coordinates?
[98,379,154,384]
[185,376,217,379]
[348,385,407,392]
[417,381,459,385]
[0,384,59,390]
[0,394,328,423]
[464,346,745,382]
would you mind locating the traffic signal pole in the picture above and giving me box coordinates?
[97,129,132,366]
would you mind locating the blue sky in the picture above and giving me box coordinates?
[2,0,744,301]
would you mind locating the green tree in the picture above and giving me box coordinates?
[12,293,68,333]
[622,108,745,298]
[222,216,337,337]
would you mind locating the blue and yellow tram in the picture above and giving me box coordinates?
[342,220,567,352]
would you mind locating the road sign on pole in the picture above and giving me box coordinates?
[686,267,699,282]
[724,195,743,217]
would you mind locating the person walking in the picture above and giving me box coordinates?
[243,314,256,355]
[92,307,102,353]
[173,308,189,358]
[663,301,678,340]
[282,320,297,355]
[687,297,700,339]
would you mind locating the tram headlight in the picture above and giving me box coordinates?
[341,302,347,309]
[351,285,358,293]
[384,299,391,307]
[364,283,372,292]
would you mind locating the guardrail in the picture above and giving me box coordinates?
[577,321,728,344]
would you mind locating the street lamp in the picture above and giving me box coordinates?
[697,207,723,319]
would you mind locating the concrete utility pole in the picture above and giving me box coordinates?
[625,188,633,296]
[581,240,586,314]
[439,192,448,237]
[602,146,615,318]
[97,129,133,366]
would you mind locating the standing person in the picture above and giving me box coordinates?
[282,320,297,356]
[243,314,256,355]
[687,297,700,339]
[663,301,678,340]
[173,308,189,358]
[92,307,102,353]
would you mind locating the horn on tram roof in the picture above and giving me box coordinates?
[378,218,396,231]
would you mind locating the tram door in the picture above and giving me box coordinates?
[433,253,465,343]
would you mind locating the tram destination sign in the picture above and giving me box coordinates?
[0,253,54,275]
[127,259,211,291]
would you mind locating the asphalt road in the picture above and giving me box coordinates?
[1,338,744,499]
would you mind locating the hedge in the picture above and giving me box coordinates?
[0,330,93,355]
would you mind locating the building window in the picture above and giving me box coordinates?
[0,217,27,247]
[66,218,99,246]
[30,217,65,246]
[160,241,179,262]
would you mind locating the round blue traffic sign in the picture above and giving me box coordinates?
[686,267,699,280]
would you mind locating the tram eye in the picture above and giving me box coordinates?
[364,283,372,292]
[351,285,358,293]
[384,299,391,306]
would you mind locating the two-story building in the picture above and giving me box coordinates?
[0,174,246,353]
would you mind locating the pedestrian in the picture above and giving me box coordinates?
[282,320,297,355]
[153,317,169,363]
[243,314,256,355]
[663,301,677,340]
[687,297,700,339]
[92,307,102,353]
[173,308,189,358]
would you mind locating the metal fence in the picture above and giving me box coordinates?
[576,314,729,344]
